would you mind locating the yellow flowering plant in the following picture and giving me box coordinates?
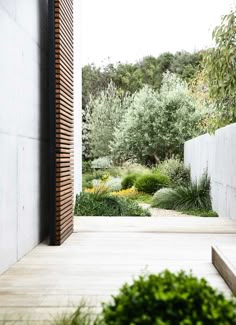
[111,188,138,199]
[85,179,108,195]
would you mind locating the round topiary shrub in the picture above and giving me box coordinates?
[135,173,169,194]
[121,174,138,189]
[101,270,236,325]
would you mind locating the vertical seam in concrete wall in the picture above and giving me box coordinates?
[16,136,19,260]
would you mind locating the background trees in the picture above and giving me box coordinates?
[82,51,202,109]
[203,10,236,130]
[84,83,132,158]
[82,51,202,161]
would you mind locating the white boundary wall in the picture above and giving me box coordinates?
[184,123,236,220]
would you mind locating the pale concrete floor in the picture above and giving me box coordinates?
[1,216,236,324]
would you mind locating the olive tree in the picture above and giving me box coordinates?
[85,83,132,158]
[110,73,201,164]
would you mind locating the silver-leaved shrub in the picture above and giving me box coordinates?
[110,72,202,164]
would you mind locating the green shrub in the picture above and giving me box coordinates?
[74,192,150,216]
[82,173,95,190]
[101,270,236,325]
[152,173,212,210]
[82,160,92,173]
[82,171,111,190]
[106,167,122,177]
[156,158,190,186]
[135,173,169,194]
[121,162,150,176]
[92,176,122,192]
[132,193,153,204]
[121,174,138,189]
[91,157,111,169]
[92,171,109,180]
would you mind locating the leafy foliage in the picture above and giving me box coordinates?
[152,173,212,210]
[101,270,236,325]
[121,174,138,189]
[203,10,236,130]
[82,173,95,191]
[82,64,112,112]
[135,173,169,194]
[91,157,111,170]
[82,161,92,173]
[82,51,202,104]
[156,158,190,186]
[170,51,202,82]
[121,162,150,176]
[83,83,131,159]
[92,176,122,192]
[74,192,150,216]
[82,52,202,160]
[110,73,201,163]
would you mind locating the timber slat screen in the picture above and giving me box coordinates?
[49,0,74,245]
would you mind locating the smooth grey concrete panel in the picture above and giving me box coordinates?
[15,0,39,44]
[0,0,16,19]
[0,6,22,135]
[0,0,49,274]
[184,123,236,220]
[17,138,42,259]
[0,2,48,140]
[0,134,17,274]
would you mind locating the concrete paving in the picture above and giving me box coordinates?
[0,216,236,324]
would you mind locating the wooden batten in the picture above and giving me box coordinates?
[49,0,74,245]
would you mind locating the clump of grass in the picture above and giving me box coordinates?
[179,209,218,217]
[52,304,101,325]
[152,173,212,211]
[132,192,153,204]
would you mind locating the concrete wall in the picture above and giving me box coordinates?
[0,0,49,273]
[184,123,236,220]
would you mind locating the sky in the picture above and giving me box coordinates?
[81,0,235,66]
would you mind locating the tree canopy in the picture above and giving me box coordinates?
[82,51,202,110]
[83,83,132,159]
[110,73,201,164]
[203,10,236,130]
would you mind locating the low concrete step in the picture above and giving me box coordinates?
[212,245,236,295]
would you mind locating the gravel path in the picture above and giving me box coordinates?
[140,203,191,217]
